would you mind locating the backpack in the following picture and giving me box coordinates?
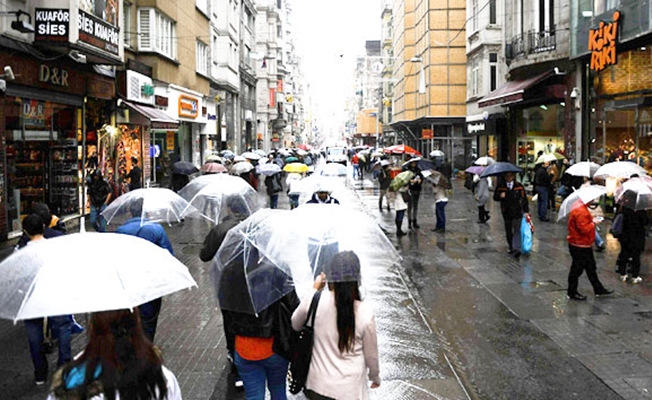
[464,174,474,190]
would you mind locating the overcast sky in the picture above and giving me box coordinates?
[293,0,381,138]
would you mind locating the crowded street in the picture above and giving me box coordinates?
[1,168,651,399]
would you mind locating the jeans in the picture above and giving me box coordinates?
[535,186,549,220]
[289,195,299,209]
[90,204,107,232]
[395,209,406,232]
[139,298,162,342]
[568,244,606,295]
[378,189,389,210]
[435,201,448,230]
[235,352,289,400]
[594,228,604,247]
[407,191,421,221]
[25,315,72,381]
[269,194,279,209]
[353,164,361,179]
[617,240,643,278]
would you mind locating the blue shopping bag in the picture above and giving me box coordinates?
[521,215,533,254]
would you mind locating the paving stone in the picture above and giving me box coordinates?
[532,318,626,356]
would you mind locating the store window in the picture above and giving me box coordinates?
[4,97,79,232]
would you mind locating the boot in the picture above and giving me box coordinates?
[413,219,420,229]
[396,221,406,236]
[408,219,413,229]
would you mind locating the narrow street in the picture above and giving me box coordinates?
[1,175,652,399]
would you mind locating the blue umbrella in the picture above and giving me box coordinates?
[172,161,199,175]
[479,162,522,178]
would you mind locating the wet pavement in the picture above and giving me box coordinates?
[1,171,652,399]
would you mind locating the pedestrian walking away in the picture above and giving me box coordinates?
[566,198,613,300]
[20,214,72,386]
[431,176,449,233]
[475,175,491,223]
[616,206,649,283]
[534,160,552,222]
[115,199,174,342]
[126,157,143,191]
[392,186,409,236]
[87,170,112,232]
[291,251,380,400]
[493,172,530,258]
[47,309,182,400]
[265,173,283,209]
[406,158,424,229]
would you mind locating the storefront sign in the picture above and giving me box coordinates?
[421,129,433,139]
[22,99,47,128]
[78,10,120,56]
[155,95,169,108]
[589,11,621,72]
[141,84,154,97]
[126,70,154,104]
[269,88,276,108]
[34,9,69,42]
[39,65,69,87]
[467,122,486,134]
[166,131,175,150]
[178,95,199,118]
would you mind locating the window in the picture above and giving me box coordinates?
[489,0,496,24]
[196,41,208,75]
[489,53,497,91]
[471,58,479,96]
[471,0,478,32]
[123,3,132,47]
[138,8,177,59]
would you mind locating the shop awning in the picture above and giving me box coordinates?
[122,100,179,130]
[479,71,556,108]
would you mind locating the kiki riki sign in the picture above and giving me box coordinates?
[588,11,621,72]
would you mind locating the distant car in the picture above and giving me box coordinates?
[326,147,348,166]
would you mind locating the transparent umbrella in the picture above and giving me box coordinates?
[614,176,652,211]
[565,161,601,178]
[315,163,348,177]
[557,185,607,221]
[296,176,347,205]
[474,156,496,166]
[0,233,197,322]
[594,161,646,179]
[179,174,261,224]
[101,187,201,226]
[256,163,282,176]
[214,205,401,312]
[231,161,255,175]
[201,162,228,174]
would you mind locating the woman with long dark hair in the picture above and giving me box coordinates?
[291,251,380,400]
[47,309,181,400]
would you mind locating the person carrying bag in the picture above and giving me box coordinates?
[288,290,321,394]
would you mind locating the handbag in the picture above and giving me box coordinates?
[610,213,624,238]
[521,215,533,254]
[288,290,321,395]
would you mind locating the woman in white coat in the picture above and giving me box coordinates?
[475,175,491,223]
[291,251,380,400]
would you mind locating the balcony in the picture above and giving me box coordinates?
[506,28,556,62]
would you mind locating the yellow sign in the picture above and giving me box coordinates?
[589,11,620,72]
[166,131,175,151]
[178,95,199,118]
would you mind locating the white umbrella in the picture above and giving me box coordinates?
[231,161,255,175]
[565,161,601,178]
[254,149,267,157]
[256,163,282,176]
[101,187,201,226]
[241,151,262,160]
[0,233,197,322]
[594,161,647,179]
[557,185,607,221]
[430,150,445,157]
[233,155,247,163]
[474,156,496,166]
[315,163,348,177]
[535,153,559,164]
[179,174,261,223]
[614,176,652,211]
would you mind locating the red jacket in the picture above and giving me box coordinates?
[567,202,595,248]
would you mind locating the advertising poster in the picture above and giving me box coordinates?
[78,0,120,55]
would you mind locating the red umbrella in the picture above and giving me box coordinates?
[384,145,421,156]
[297,144,312,151]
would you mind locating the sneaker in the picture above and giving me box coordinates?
[35,380,45,386]
[234,376,244,388]
[620,275,628,282]
[632,277,643,284]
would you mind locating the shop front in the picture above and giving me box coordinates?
[0,46,115,238]
[465,112,507,161]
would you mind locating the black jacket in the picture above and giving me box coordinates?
[407,167,424,193]
[493,180,529,219]
[619,207,649,251]
[534,166,551,188]
[378,168,392,190]
[199,215,242,262]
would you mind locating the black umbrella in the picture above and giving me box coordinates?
[172,161,199,175]
[479,162,522,178]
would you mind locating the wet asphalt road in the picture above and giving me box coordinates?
[1,170,652,399]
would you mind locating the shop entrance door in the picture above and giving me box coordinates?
[599,106,652,166]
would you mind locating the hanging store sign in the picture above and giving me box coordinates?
[34,9,70,42]
[421,129,433,139]
[589,11,621,72]
[178,95,199,118]
[78,9,120,56]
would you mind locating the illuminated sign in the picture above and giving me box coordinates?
[178,95,199,118]
[34,9,69,42]
[78,10,120,56]
[589,11,621,72]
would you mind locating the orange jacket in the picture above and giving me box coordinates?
[567,202,595,247]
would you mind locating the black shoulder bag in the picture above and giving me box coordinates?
[288,290,321,394]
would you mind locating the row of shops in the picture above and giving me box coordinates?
[0,43,223,240]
